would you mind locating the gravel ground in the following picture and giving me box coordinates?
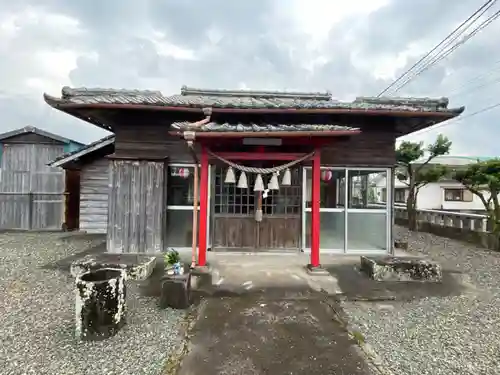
[0,233,187,375]
[342,226,500,375]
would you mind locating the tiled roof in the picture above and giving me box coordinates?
[43,85,464,114]
[170,122,358,132]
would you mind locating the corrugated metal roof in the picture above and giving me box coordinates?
[0,126,85,146]
[48,135,114,168]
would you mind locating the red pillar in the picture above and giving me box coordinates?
[310,149,321,267]
[198,146,209,267]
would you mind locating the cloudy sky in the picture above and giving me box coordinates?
[1,0,499,155]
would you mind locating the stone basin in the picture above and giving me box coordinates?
[70,253,157,281]
[360,255,442,282]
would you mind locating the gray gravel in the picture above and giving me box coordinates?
[0,233,187,375]
[342,226,500,375]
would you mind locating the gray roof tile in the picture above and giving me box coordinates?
[43,85,464,114]
[171,122,358,132]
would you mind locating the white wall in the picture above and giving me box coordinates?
[375,177,492,211]
[415,183,443,209]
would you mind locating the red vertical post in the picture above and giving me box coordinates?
[310,149,321,267]
[198,146,209,267]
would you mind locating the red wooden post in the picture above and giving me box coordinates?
[310,149,321,267]
[198,146,209,267]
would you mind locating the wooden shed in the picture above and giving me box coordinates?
[49,135,114,233]
[0,126,85,230]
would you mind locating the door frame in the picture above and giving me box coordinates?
[209,164,303,252]
[301,166,392,254]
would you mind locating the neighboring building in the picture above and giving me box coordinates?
[49,135,114,234]
[375,155,495,212]
[44,86,463,268]
[0,126,85,229]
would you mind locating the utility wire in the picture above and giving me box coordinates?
[409,101,500,136]
[447,58,500,94]
[377,0,496,97]
[390,9,500,94]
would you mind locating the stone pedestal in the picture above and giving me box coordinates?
[71,253,157,281]
[160,272,192,309]
[360,256,442,282]
[305,264,330,276]
[75,268,127,341]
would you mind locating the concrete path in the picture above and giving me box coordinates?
[178,254,376,375]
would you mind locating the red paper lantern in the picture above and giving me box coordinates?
[321,170,333,182]
[178,168,190,178]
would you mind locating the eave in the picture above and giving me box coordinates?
[167,130,361,138]
[44,98,464,118]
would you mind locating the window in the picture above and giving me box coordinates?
[166,165,199,248]
[394,188,407,203]
[381,188,387,203]
[444,188,473,202]
[167,166,197,206]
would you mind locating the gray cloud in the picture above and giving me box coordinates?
[1,0,499,155]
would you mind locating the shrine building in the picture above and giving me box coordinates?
[45,86,464,270]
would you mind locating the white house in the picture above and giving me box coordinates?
[376,156,496,212]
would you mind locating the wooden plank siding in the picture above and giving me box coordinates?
[0,143,65,229]
[114,125,193,162]
[79,158,109,233]
[113,125,396,167]
[321,128,396,167]
[107,159,166,253]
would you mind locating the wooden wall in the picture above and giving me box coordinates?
[321,128,396,167]
[79,158,109,233]
[0,142,65,229]
[107,159,166,253]
[112,123,396,167]
[114,125,193,162]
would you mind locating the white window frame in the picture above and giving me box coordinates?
[166,163,210,250]
[302,167,391,254]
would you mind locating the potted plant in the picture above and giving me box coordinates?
[164,249,184,275]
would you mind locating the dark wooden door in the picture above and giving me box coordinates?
[211,166,301,251]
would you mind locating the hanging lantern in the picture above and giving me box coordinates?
[224,166,236,184]
[254,173,264,192]
[237,171,248,189]
[268,173,279,190]
[321,169,333,182]
[281,169,291,186]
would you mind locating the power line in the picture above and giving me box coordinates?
[447,58,500,94]
[390,9,500,93]
[377,0,497,97]
[409,101,500,136]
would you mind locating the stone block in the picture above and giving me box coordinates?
[71,253,157,281]
[160,273,192,309]
[360,256,442,282]
[75,268,127,341]
[305,264,330,276]
[394,240,408,250]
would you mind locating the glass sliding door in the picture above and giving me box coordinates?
[302,167,346,253]
[166,164,210,249]
[345,168,390,252]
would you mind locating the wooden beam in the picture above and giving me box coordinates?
[212,152,311,161]
[197,146,209,267]
[310,149,321,268]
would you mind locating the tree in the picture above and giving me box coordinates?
[396,134,451,230]
[454,159,500,234]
